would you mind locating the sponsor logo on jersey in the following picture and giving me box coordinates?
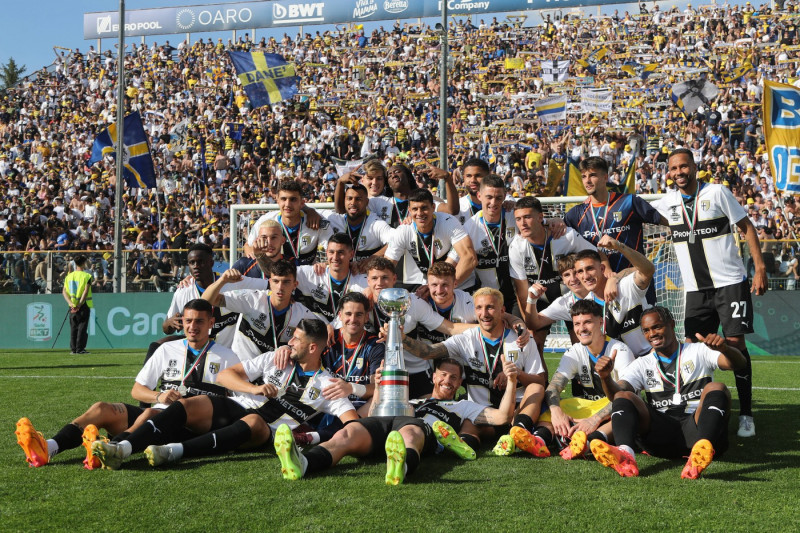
[311,286,327,301]
[168,359,177,367]
[669,206,681,222]
[468,355,481,368]
[268,373,282,387]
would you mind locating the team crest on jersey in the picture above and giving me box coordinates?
[669,206,681,222]
[613,211,622,223]
[681,360,695,377]
[208,362,220,374]
[301,235,311,246]
[307,387,321,400]
[355,358,364,369]
[434,239,442,252]
[506,350,518,363]
[701,200,710,211]
[506,228,516,240]
[360,236,367,246]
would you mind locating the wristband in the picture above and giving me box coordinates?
[352,383,367,398]
[154,392,162,404]
[526,297,538,305]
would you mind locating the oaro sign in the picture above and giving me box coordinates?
[84,0,628,39]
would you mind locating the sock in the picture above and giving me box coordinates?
[111,431,130,443]
[696,390,729,445]
[127,402,188,453]
[512,414,535,432]
[308,432,321,445]
[619,444,636,460]
[532,425,553,446]
[734,348,753,416]
[610,397,639,449]
[46,439,59,458]
[460,434,480,451]
[405,448,420,476]
[52,423,83,453]
[303,446,333,475]
[181,420,252,459]
[586,430,607,443]
[118,440,133,458]
[166,443,184,460]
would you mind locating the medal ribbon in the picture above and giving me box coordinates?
[526,230,551,282]
[480,329,507,375]
[588,194,612,240]
[180,339,213,387]
[278,214,302,264]
[679,183,703,239]
[479,210,506,265]
[339,331,367,378]
[653,345,683,393]
[267,296,293,350]
[327,269,350,315]
[413,216,437,273]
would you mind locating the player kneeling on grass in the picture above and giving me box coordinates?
[15,299,240,470]
[91,319,358,470]
[590,306,746,479]
[274,357,518,485]
[534,299,635,460]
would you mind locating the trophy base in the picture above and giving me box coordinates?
[373,369,414,417]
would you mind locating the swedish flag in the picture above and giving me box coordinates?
[228,51,298,108]
[577,47,608,75]
[87,111,156,189]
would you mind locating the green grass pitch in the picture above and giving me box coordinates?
[1,350,799,532]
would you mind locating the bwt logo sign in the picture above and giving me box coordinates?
[272,2,325,24]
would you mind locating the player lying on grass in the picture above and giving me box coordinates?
[91,319,357,470]
[274,357,518,485]
[15,299,241,469]
[505,299,635,460]
[589,306,746,479]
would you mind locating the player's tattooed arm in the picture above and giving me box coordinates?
[545,372,568,408]
[401,335,449,360]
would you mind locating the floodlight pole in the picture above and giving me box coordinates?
[113,0,126,293]
[438,2,448,197]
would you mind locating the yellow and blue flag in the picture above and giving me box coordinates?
[764,80,800,193]
[577,47,608,75]
[88,111,156,189]
[621,61,659,81]
[722,62,753,84]
[610,159,637,194]
[563,157,587,196]
[228,51,298,107]
[535,94,567,122]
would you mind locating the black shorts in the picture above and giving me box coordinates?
[637,404,729,459]
[123,404,145,427]
[409,369,434,399]
[346,416,436,458]
[684,280,754,338]
[209,396,250,429]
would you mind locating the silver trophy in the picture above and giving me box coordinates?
[373,288,414,417]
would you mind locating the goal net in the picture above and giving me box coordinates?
[230,197,685,350]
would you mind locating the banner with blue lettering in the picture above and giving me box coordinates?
[764,80,800,193]
[227,51,298,108]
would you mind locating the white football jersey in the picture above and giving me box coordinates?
[247,212,333,265]
[326,211,394,262]
[295,266,368,323]
[555,339,634,400]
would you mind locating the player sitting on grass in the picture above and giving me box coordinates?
[274,356,519,485]
[589,306,746,479]
[537,299,634,460]
[15,299,240,469]
[91,319,357,470]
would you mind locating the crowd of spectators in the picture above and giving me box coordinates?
[1,0,800,293]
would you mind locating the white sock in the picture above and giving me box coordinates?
[166,443,184,460]
[46,439,59,458]
[619,444,636,460]
[299,453,308,476]
[119,440,133,458]
[309,432,320,445]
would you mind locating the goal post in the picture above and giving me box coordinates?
[230,196,685,347]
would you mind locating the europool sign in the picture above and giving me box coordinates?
[3,293,173,350]
[84,0,627,39]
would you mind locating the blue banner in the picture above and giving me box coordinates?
[85,0,631,39]
[87,111,156,189]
